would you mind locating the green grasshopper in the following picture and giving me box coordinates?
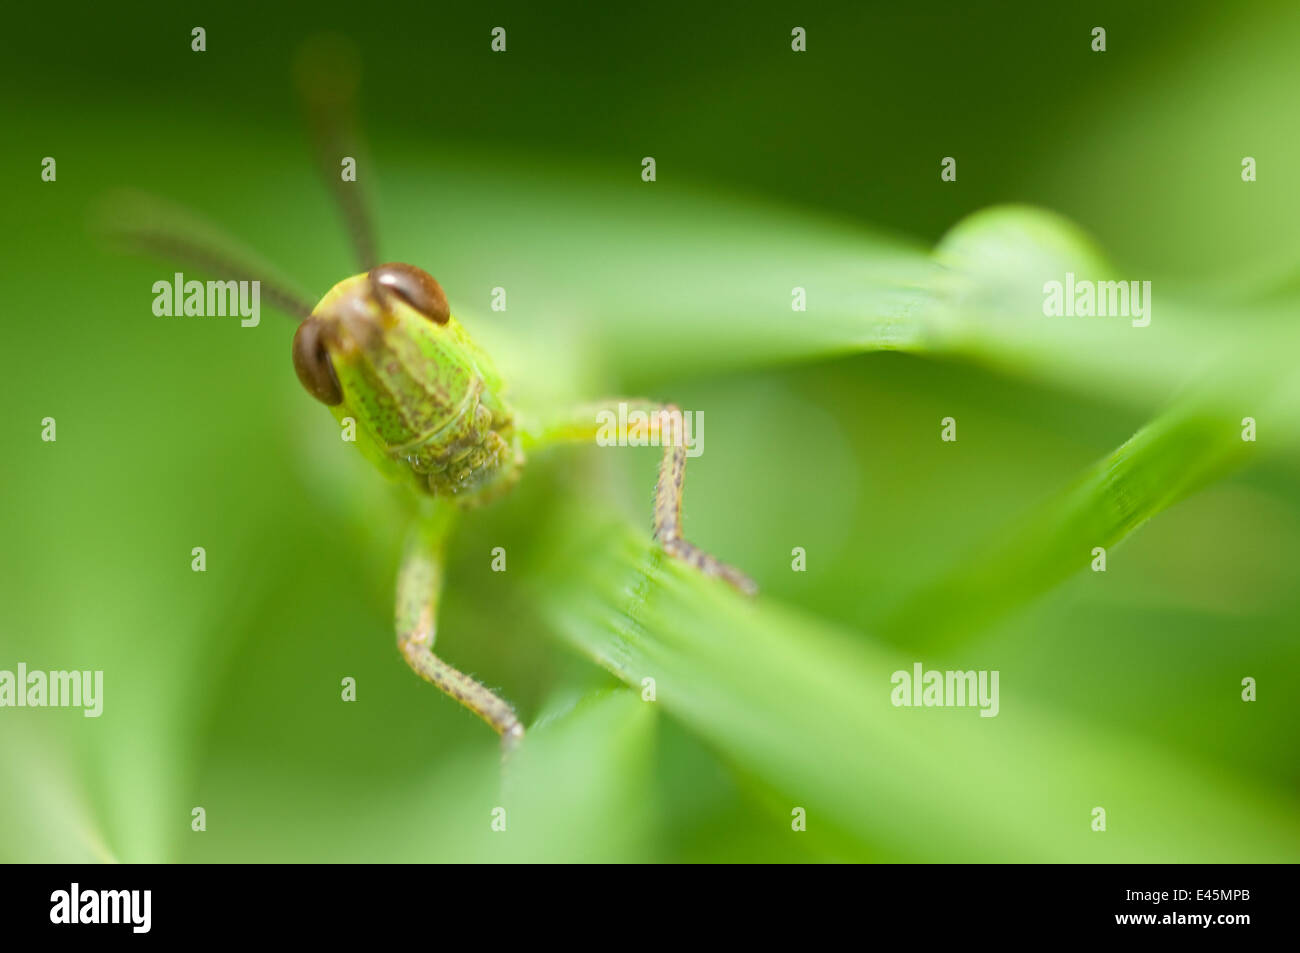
[111,43,755,752]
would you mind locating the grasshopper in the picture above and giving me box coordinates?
[109,41,756,753]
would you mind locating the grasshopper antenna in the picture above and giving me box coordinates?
[95,188,316,321]
[294,34,378,273]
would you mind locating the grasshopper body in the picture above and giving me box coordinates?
[112,48,757,752]
[297,264,523,506]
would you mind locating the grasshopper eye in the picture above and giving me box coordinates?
[370,262,450,325]
[292,317,344,405]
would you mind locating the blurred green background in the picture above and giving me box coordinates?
[2,1,1298,862]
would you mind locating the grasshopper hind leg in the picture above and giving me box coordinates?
[396,503,524,753]
[525,399,758,597]
[651,405,758,596]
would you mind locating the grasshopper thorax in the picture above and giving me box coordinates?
[292,263,521,504]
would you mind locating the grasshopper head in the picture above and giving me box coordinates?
[292,263,487,451]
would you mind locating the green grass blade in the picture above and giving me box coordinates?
[526,510,1300,862]
[881,401,1260,650]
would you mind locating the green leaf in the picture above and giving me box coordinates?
[528,507,1300,862]
[882,400,1259,650]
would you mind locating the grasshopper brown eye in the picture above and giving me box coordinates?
[370,262,450,325]
[292,317,343,405]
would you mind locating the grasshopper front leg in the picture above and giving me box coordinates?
[396,501,524,751]
[525,399,757,596]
